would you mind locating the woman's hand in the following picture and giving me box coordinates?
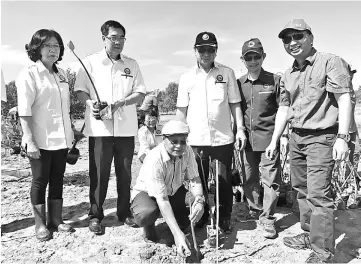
[22,137,40,159]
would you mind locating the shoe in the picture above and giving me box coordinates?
[305,252,332,263]
[259,216,277,239]
[143,224,159,243]
[219,219,232,234]
[89,219,102,235]
[32,204,51,242]
[248,209,261,220]
[283,233,311,250]
[47,198,75,233]
[124,217,139,228]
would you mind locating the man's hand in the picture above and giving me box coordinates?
[333,138,349,161]
[280,136,289,158]
[189,202,204,225]
[21,138,40,159]
[265,140,277,160]
[174,231,191,258]
[236,129,247,150]
[112,99,125,113]
[86,99,100,119]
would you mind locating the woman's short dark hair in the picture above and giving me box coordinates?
[25,29,64,64]
[144,105,159,118]
[101,20,126,36]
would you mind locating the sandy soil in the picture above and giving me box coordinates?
[1,118,361,264]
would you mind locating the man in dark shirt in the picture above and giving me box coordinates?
[237,38,289,239]
[266,19,352,263]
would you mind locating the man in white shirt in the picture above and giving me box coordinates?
[131,120,204,257]
[74,20,146,234]
[176,31,247,232]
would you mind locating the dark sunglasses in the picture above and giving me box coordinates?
[197,46,216,54]
[282,33,305,44]
[244,54,262,62]
[167,137,187,146]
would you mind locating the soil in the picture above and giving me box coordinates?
[1,118,361,264]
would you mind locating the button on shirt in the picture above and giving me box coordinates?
[131,142,199,201]
[74,49,146,137]
[16,61,73,150]
[238,69,289,151]
[177,62,241,146]
[281,48,352,130]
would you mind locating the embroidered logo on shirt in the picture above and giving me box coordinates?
[58,74,68,83]
[263,84,271,90]
[202,34,209,40]
[215,74,226,84]
[248,41,255,47]
[121,68,133,79]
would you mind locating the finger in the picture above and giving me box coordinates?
[332,147,337,160]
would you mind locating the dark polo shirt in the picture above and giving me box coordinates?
[237,69,289,151]
[281,48,352,130]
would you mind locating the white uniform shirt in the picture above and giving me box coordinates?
[16,61,73,150]
[74,49,146,137]
[137,125,160,159]
[177,62,241,146]
[131,142,199,201]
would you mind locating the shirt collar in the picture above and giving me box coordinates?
[291,48,317,71]
[241,68,268,84]
[35,60,59,74]
[196,61,218,73]
[100,48,124,65]
[159,142,183,163]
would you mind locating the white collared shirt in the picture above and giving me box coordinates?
[74,49,146,137]
[137,125,161,159]
[131,142,199,201]
[16,61,73,150]
[177,62,241,146]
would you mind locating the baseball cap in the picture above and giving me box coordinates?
[278,18,312,39]
[162,120,189,136]
[194,32,217,47]
[242,38,264,56]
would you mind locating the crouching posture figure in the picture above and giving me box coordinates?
[130,120,205,257]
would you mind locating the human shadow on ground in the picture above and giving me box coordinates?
[275,207,300,234]
[333,208,361,263]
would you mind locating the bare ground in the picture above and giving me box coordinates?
[1,118,361,264]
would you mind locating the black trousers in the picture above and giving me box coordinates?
[290,127,336,260]
[192,143,233,221]
[29,148,68,205]
[130,185,189,228]
[88,136,134,221]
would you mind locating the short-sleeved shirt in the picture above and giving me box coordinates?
[281,48,352,130]
[16,61,73,150]
[137,125,160,159]
[74,49,146,137]
[177,62,242,146]
[238,69,290,151]
[131,142,199,201]
[140,95,157,111]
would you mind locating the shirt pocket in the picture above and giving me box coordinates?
[306,76,326,101]
[211,82,227,101]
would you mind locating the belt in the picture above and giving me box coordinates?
[292,126,337,135]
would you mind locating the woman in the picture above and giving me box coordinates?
[137,106,160,163]
[16,29,81,241]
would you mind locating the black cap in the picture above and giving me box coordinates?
[194,32,217,47]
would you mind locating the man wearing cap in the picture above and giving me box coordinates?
[176,31,246,232]
[130,120,204,258]
[237,38,290,239]
[265,18,352,263]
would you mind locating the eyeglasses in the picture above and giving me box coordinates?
[282,33,306,44]
[243,54,262,62]
[166,137,187,146]
[43,44,62,49]
[104,35,126,43]
[197,46,216,54]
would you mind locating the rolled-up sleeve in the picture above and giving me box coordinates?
[16,69,36,116]
[325,56,352,94]
[279,74,291,107]
[176,74,189,107]
[227,69,242,104]
[146,162,168,199]
[131,62,146,94]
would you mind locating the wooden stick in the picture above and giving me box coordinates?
[189,200,201,262]
[215,159,219,263]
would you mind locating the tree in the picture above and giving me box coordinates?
[158,82,178,113]
[1,81,17,116]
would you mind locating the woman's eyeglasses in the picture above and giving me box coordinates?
[43,44,62,49]
[197,46,216,54]
[282,33,305,44]
[243,54,262,62]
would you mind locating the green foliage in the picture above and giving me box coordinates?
[1,81,17,116]
[158,82,178,113]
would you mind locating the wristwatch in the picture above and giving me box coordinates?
[194,195,206,205]
[336,133,350,143]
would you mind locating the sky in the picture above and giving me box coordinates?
[1,1,361,93]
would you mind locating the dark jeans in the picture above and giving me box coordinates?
[192,143,233,221]
[29,148,68,205]
[241,149,281,216]
[290,127,336,260]
[130,185,189,228]
[88,136,134,221]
